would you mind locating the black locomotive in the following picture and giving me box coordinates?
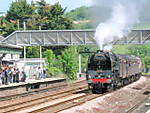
[86,50,142,93]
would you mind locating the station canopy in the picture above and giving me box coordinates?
[0,36,22,54]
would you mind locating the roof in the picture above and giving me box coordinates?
[0,43,22,49]
[0,35,22,49]
[0,35,4,41]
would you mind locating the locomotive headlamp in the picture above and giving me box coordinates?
[107,75,111,78]
[88,75,92,79]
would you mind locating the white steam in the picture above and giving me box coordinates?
[94,1,141,50]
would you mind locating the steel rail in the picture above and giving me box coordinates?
[1,82,87,113]
[0,79,85,101]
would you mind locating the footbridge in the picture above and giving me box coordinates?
[1,29,150,46]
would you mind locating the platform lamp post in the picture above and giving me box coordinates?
[17,19,20,30]
[38,24,45,67]
[0,12,6,67]
[23,21,26,60]
[0,12,6,66]
[39,25,41,30]
[22,18,28,60]
[23,18,28,31]
[0,28,4,67]
[39,45,42,67]
[38,24,42,67]
[78,54,81,78]
[38,23,45,30]
[78,48,93,78]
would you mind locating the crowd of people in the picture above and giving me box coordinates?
[0,66,48,85]
[36,67,47,80]
[0,66,26,85]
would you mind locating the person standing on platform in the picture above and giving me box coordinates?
[15,68,20,83]
[43,68,47,79]
[22,71,26,82]
[2,69,5,84]
[37,67,43,80]
[13,68,16,83]
[9,67,13,83]
[4,67,9,85]
[0,68,3,85]
[8,67,12,83]
[21,67,26,82]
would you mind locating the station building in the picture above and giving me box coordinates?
[0,43,22,67]
[0,36,46,79]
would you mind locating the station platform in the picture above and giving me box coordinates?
[0,78,66,98]
[0,78,65,89]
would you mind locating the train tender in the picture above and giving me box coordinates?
[86,50,142,93]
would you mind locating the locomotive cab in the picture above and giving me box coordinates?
[88,50,111,71]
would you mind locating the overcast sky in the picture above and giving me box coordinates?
[0,0,93,13]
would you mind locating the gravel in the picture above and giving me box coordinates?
[59,76,150,113]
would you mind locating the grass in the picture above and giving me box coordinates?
[134,23,150,29]
[142,73,150,76]
[112,45,130,54]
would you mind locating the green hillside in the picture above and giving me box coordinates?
[65,6,94,29]
[134,22,150,29]
[65,6,90,21]
[65,6,150,29]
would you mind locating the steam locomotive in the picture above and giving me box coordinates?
[86,50,142,93]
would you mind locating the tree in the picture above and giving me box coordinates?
[0,0,35,36]
[0,17,16,36]
[58,47,78,80]
[6,0,35,23]
[144,56,150,72]
[0,0,73,59]
[44,49,61,76]
[0,0,73,35]
[36,1,72,30]
[26,46,40,58]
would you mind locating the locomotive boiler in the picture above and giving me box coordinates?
[86,50,142,93]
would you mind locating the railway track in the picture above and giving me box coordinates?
[2,76,147,113]
[0,80,88,113]
[1,85,112,113]
[0,79,86,101]
[0,78,134,113]
[2,88,103,113]
[0,82,67,101]
[125,85,150,113]
[125,98,148,113]
[26,93,100,113]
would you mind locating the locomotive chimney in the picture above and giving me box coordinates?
[97,50,103,53]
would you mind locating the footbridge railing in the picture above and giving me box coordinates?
[1,29,150,46]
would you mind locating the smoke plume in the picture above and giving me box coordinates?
[93,0,147,50]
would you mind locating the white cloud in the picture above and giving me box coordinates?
[85,0,93,6]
